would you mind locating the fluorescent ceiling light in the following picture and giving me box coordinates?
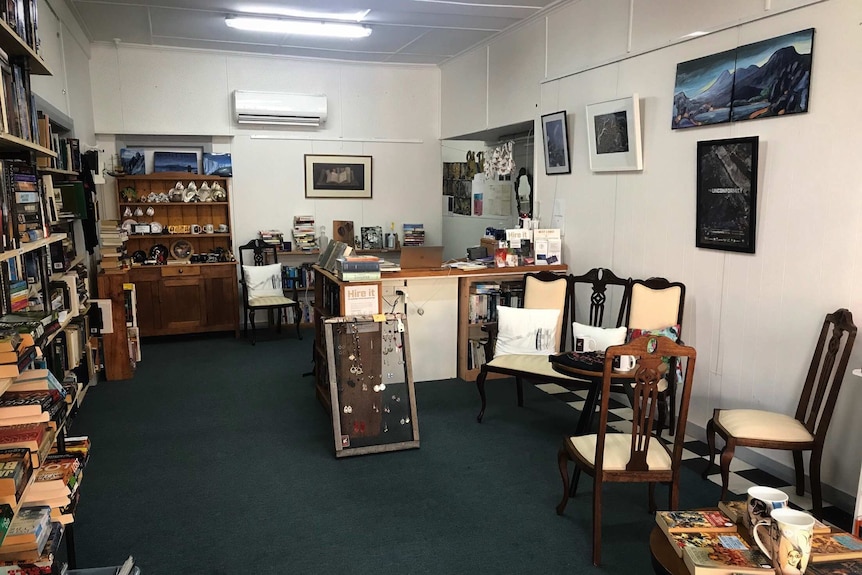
[681,31,708,38]
[240,7,370,22]
[225,16,372,38]
[412,0,542,8]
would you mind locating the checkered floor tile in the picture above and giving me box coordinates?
[536,382,854,531]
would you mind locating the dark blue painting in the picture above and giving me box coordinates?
[153,151,198,173]
[673,28,814,129]
[120,148,145,175]
[202,153,232,177]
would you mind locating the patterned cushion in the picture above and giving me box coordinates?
[243,263,283,299]
[249,295,296,308]
[570,433,672,470]
[495,306,560,356]
[717,409,814,442]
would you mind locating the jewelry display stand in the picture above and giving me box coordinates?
[324,314,419,457]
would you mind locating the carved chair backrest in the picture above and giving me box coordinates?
[626,277,686,336]
[796,308,856,442]
[571,268,631,330]
[598,336,697,473]
[523,272,574,353]
[238,239,278,299]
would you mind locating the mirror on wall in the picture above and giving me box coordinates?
[440,121,534,261]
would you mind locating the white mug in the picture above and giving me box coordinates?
[190,224,202,235]
[753,507,814,574]
[613,354,636,372]
[204,223,215,234]
[747,486,789,528]
[574,335,597,353]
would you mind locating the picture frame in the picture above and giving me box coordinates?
[324,315,419,458]
[585,94,643,172]
[153,151,198,173]
[695,136,759,253]
[541,111,571,175]
[304,154,372,198]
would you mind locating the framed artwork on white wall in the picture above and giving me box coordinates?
[585,94,643,172]
[541,111,571,175]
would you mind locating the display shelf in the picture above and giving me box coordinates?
[118,201,229,207]
[38,167,78,176]
[0,233,67,263]
[126,233,230,239]
[0,132,56,157]
[50,252,85,282]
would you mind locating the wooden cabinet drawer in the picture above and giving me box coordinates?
[161,265,200,277]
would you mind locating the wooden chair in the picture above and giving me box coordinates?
[475,268,629,422]
[555,335,697,566]
[624,277,686,435]
[702,308,856,518]
[238,239,302,345]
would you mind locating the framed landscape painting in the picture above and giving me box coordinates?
[541,111,571,175]
[153,151,198,173]
[696,136,759,253]
[202,153,232,177]
[305,154,372,198]
[585,94,643,172]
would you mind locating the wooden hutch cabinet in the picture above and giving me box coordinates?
[115,172,239,336]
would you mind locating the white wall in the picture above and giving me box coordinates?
[88,44,442,251]
[441,0,862,504]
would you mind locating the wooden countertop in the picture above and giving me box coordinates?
[315,264,567,282]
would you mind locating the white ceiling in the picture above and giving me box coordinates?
[65,0,562,65]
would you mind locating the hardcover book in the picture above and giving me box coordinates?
[810,531,862,562]
[656,510,736,535]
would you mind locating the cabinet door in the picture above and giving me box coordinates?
[133,277,162,336]
[203,275,237,329]
[160,277,205,332]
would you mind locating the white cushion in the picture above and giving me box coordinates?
[487,354,590,383]
[249,295,296,308]
[570,433,672,471]
[243,263,283,299]
[495,306,559,357]
[572,322,627,351]
[717,409,814,442]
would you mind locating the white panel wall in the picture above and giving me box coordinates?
[440,47,487,138]
[442,0,862,503]
[89,46,442,255]
[31,0,67,111]
[487,19,544,128]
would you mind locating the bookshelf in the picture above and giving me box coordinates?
[112,173,239,337]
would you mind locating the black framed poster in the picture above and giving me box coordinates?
[695,136,759,253]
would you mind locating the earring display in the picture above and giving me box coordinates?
[324,314,419,458]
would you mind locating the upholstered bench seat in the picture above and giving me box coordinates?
[249,295,297,307]
[716,409,814,442]
[486,354,589,382]
[569,433,671,471]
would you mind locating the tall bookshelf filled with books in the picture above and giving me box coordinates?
[0,7,94,572]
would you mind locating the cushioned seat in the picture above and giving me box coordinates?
[570,433,671,470]
[486,354,588,382]
[716,409,814,442]
[239,239,302,345]
[249,295,298,307]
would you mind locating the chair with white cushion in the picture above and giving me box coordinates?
[555,335,697,566]
[702,308,856,517]
[239,239,302,345]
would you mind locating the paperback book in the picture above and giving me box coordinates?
[810,531,862,562]
[656,510,736,536]
[682,541,773,575]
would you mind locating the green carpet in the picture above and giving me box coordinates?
[70,331,720,574]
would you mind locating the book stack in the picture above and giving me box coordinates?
[335,256,381,282]
[0,390,64,435]
[402,223,425,246]
[318,241,353,273]
[292,216,316,251]
[0,333,36,378]
[0,312,57,347]
[98,220,128,270]
[0,505,54,563]
[0,447,33,509]
[8,282,26,313]
[22,452,83,524]
[258,229,283,248]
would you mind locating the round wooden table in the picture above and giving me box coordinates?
[649,525,687,575]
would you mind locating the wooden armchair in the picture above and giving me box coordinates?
[238,239,302,345]
[475,268,630,422]
[702,308,856,517]
[556,335,697,565]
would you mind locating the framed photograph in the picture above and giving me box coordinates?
[541,111,571,175]
[696,136,759,253]
[120,148,145,175]
[305,154,372,198]
[153,151,198,173]
[585,94,643,172]
[324,315,419,458]
[202,152,232,177]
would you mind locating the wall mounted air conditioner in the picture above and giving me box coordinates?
[233,90,328,127]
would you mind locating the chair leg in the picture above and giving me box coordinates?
[793,450,805,497]
[249,310,257,345]
[702,417,717,480]
[276,307,282,334]
[555,447,571,515]
[670,476,680,509]
[656,394,667,438]
[648,483,657,514]
[592,480,603,566]
[515,376,524,407]
[294,306,302,340]
[718,440,736,502]
[476,368,488,423]
[243,306,248,338]
[809,448,823,518]
[668,359,677,436]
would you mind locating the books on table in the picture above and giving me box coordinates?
[656,510,736,536]
[810,531,862,562]
[718,499,832,533]
[682,540,773,574]
[806,558,862,574]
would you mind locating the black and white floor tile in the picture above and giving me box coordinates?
[535,383,853,531]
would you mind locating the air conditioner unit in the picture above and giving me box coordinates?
[233,90,328,127]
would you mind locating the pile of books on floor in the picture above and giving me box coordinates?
[335,256,380,281]
[97,220,128,271]
[292,216,316,251]
[402,223,425,246]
